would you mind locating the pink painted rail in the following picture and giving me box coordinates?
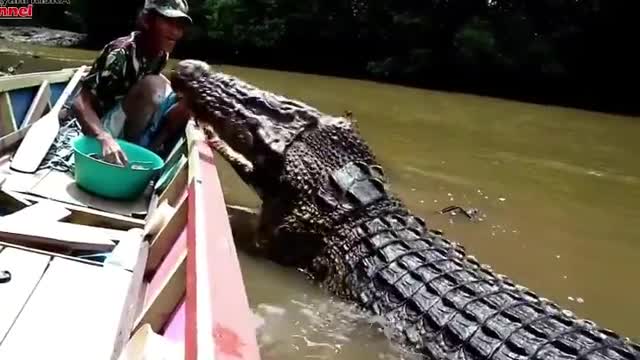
[183,122,261,360]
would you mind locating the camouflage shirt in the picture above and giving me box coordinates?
[80,31,169,117]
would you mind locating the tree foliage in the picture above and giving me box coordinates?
[33,0,640,114]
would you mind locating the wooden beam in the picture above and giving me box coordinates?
[106,229,146,272]
[0,123,32,154]
[105,233,149,360]
[0,240,102,267]
[0,219,117,253]
[184,121,261,360]
[25,169,150,217]
[117,323,184,360]
[154,137,186,195]
[0,92,16,137]
[134,228,187,333]
[10,65,87,174]
[0,199,72,222]
[0,188,32,213]
[0,247,51,342]
[145,191,187,275]
[21,80,51,129]
[162,299,186,342]
[158,158,188,207]
[0,256,137,359]
[0,68,75,93]
[13,193,146,230]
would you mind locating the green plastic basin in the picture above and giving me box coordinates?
[72,135,165,200]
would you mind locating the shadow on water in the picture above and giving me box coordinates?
[2,40,639,358]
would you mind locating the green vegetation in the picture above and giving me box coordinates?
[25,0,639,114]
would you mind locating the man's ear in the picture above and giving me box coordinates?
[136,11,153,31]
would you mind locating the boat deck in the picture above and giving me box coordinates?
[0,238,146,359]
[0,67,261,359]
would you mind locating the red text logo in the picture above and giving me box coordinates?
[0,4,32,18]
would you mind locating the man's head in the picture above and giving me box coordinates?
[139,0,192,54]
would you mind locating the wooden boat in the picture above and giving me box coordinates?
[0,67,261,359]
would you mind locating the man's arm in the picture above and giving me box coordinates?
[73,87,108,138]
[73,49,129,165]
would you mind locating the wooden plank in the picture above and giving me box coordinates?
[0,92,16,137]
[0,199,71,222]
[154,154,187,199]
[164,136,186,167]
[158,158,188,207]
[0,247,51,342]
[106,233,150,360]
[134,228,187,334]
[0,188,32,213]
[88,185,153,219]
[0,240,103,267]
[0,219,117,252]
[162,298,186,342]
[184,121,261,360]
[0,123,32,155]
[154,137,186,195]
[0,148,51,196]
[10,66,87,174]
[17,194,145,230]
[145,191,187,275]
[142,137,186,224]
[21,80,51,129]
[117,323,184,360]
[106,229,145,272]
[27,170,150,217]
[141,138,186,222]
[1,190,32,207]
[9,86,39,130]
[0,168,50,194]
[13,193,145,230]
[0,257,134,360]
[0,68,75,92]
[144,192,160,224]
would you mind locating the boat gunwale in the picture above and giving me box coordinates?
[0,67,79,93]
[184,120,261,360]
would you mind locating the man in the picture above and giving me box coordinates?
[70,0,193,165]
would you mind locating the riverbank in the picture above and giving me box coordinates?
[0,26,86,48]
[0,25,637,116]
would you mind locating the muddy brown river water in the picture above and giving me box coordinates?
[1,40,639,359]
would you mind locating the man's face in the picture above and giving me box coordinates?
[148,14,186,54]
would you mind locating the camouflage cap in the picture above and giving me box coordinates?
[144,0,192,24]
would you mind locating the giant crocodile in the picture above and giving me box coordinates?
[170,59,640,360]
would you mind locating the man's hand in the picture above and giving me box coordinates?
[74,88,128,165]
[97,132,128,166]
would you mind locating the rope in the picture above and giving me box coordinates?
[38,108,83,173]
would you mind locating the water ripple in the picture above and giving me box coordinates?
[490,152,640,185]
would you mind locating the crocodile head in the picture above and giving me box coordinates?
[169,59,356,197]
[169,59,385,264]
